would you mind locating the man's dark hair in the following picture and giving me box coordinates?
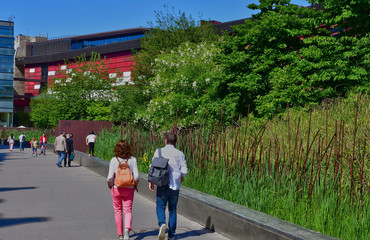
[165,131,177,145]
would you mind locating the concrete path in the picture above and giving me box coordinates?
[0,147,228,240]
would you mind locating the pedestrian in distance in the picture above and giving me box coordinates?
[39,133,48,155]
[54,131,67,168]
[86,130,96,157]
[19,132,26,151]
[40,144,45,155]
[7,133,15,151]
[107,140,139,240]
[65,133,74,167]
[30,137,38,157]
[148,132,188,240]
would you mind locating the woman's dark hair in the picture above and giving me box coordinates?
[113,140,132,159]
[90,131,95,135]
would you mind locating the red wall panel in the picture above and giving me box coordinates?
[17,50,135,107]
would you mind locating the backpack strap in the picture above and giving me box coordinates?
[158,148,162,158]
[116,157,129,164]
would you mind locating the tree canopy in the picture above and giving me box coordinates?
[30,1,369,128]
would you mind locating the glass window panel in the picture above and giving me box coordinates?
[0,29,14,36]
[0,80,13,85]
[0,38,14,44]
[0,48,14,55]
[0,62,13,67]
[0,86,13,93]
[0,97,13,102]
[0,55,13,62]
[0,43,14,48]
[0,68,13,73]
[0,63,13,72]
[0,73,13,80]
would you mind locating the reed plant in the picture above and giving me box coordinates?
[97,95,369,239]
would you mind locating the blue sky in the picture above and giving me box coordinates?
[2,0,310,39]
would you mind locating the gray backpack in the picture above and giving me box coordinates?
[148,148,170,186]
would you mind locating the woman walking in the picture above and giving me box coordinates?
[107,140,139,240]
[7,134,15,151]
[86,131,96,157]
[39,133,48,155]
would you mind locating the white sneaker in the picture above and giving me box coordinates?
[123,229,129,239]
[158,224,166,240]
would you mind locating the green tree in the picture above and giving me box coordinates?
[30,93,61,128]
[135,41,224,129]
[49,52,117,121]
[110,85,147,123]
[218,1,325,117]
[31,52,120,127]
[309,0,370,37]
[131,7,219,87]
[217,0,369,118]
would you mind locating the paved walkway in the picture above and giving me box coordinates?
[0,147,228,240]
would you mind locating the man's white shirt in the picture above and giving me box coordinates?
[152,144,188,190]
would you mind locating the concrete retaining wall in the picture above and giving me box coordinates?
[48,145,338,240]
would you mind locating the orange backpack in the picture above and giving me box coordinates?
[114,157,135,188]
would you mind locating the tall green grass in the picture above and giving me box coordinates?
[97,95,369,239]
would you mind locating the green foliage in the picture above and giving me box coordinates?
[110,85,148,123]
[86,101,111,121]
[135,41,225,129]
[131,7,218,87]
[217,1,369,119]
[310,0,370,37]
[31,53,119,127]
[49,52,115,120]
[30,93,61,128]
[94,127,121,161]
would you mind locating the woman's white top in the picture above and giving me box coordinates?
[86,134,96,143]
[107,156,139,188]
[8,137,14,144]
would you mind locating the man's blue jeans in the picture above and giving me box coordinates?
[156,185,179,238]
[56,151,66,166]
[19,142,24,151]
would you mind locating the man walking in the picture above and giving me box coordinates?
[149,132,188,240]
[65,133,74,167]
[19,132,25,151]
[54,131,67,168]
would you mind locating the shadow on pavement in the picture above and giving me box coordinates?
[0,152,7,163]
[0,216,50,228]
[131,227,213,239]
[130,229,158,240]
[175,228,214,239]
[0,187,37,192]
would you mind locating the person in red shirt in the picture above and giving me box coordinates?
[39,133,48,155]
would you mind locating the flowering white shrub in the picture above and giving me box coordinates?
[136,41,223,129]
